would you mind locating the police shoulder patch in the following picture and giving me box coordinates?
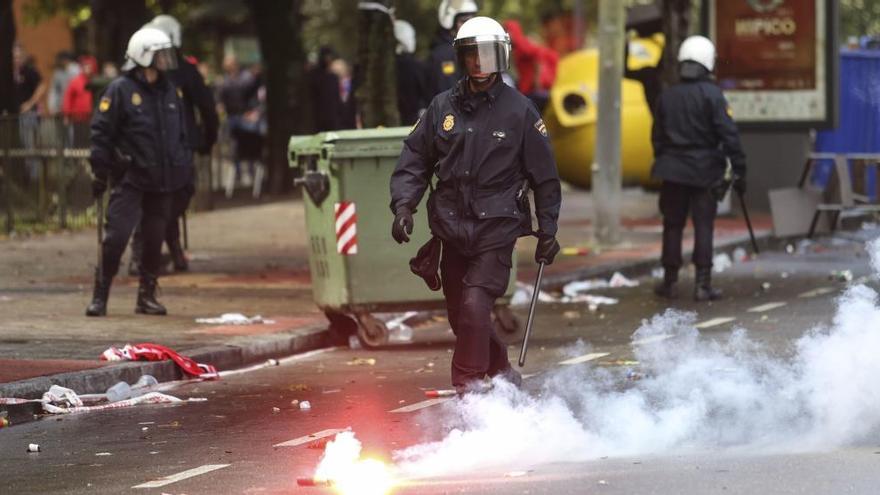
[441,61,456,76]
[131,92,142,106]
[98,96,111,113]
[534,118,548,137]
[726,105,734,118]
[176,87,183,99]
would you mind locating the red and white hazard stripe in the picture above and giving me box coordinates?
[335,201,358,255]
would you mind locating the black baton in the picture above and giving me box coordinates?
[96,193,104,279]
[737,191,759,254]
[518,262,545,367]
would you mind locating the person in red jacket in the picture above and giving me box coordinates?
[62,55,98,123]
[503,20,558,112]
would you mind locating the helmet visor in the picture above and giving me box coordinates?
[455,41,509,76]
[151,47,178,71]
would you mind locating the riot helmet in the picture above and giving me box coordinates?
[678,35,716,72]
[148,14,182,48]
[453,16,510,80]
[438,0,479,31]
[125,27,177,71]
[394,20,417,55]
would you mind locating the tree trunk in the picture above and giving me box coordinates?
[0,0,15,115]
[355,1,399,128]
[250,0,311,195]
[89,0,150,65]
[660,0,691,87]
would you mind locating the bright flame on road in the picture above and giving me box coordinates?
[314,431,395,495]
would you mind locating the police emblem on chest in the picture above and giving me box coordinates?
[131,92,142,106]
[442,114,455,132]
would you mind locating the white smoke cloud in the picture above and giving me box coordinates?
[393,242,880,479]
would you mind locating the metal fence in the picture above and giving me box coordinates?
[0,114,95,234]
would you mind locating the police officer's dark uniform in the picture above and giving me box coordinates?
[651,36,746,301]
[426,1,478,97]
[86,27,192,317]
[390,17,562,391]
[130,41,219,274]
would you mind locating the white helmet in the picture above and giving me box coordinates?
[125,27,177,71]
[148,14,182,48]
[394,20,416,55]
[678,35,715,72]
[453,16,510,76]
[438,0,479,31]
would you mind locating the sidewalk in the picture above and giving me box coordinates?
[0,188,772,405]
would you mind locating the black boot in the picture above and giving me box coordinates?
[694,267,722,302]
[653,267,678,299]
[135,274,167,315]
[85,268,112,317]
[168,239,189,272]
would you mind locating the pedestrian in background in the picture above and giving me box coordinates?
[394,19,429,126]
[13,45,47,182]
[650,36,746,302]
[426,0,478,97]
[128,14,219,274]
[48,51,79,116]
[330,58,357,129]
[218,53,259,189]
[86,27,191,317]
[62,55,98,124]
[390,17,561,394]
[308,46,344,132]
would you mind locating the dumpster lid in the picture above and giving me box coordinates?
[291,127,413,159]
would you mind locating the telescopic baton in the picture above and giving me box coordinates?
[96,193,104,279]
[182,211,189,250]
[737,191,759,254]
[518,261,545,367]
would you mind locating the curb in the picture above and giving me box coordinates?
[0,323,330,425]
[539,232,776,290]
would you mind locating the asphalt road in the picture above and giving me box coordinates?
[2,234,879,495]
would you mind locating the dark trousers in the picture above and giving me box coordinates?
[440,242,514,387]
[102,184,173,279]
[131,186,192,261]
[659,181,717,271]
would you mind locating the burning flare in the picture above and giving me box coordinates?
[313,431,395,495]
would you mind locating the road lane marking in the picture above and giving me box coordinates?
[798,287,835,298]
[631,334,672,346]
[695,317,736,329]
[559,352,610,366]
[274,428,347,448]
[390,398,451,413]
[747,302,787,313]
[133,464,230,489]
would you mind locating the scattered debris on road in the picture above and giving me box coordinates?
[346,358,377,366]
[194,313,275,325]
[101,343,218,379]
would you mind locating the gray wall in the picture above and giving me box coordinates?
[739,130,812,212]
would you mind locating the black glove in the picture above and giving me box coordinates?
[391,207,414,244]
[535,235,560,265]
[733,175,746,195]
[91,176,108,199]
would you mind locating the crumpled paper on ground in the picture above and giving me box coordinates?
[195,313,275,325]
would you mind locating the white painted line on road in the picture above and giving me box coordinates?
[390,398,450,413]
[798,287,835,298]
[558,352,610,366]
[132,464,230,489]
[695,317,737,329]
[219,348,337,378]
[274,428,347,448]
[632,334,673,346]
[747,302,787,313]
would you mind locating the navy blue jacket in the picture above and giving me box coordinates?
[90,70,193,193]
[391,77,561,255]
[651,75,746,188]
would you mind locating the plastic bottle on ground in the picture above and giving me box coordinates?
[133,375,158,389]
[105,381,132,402]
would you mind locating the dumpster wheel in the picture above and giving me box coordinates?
[493,305,521,335]
[355,313,389,348]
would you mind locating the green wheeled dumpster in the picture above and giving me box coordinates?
[289,127,520,348]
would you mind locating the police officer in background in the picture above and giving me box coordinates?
[650,36,746,302]
[86,27,192,317]
[391,17,562,393]
[394,20,429,126]
[426,0,478,96]
[129,14,219,274]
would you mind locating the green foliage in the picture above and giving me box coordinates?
[841,0,880,38]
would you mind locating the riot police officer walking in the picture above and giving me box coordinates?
[85,27,192,316]
[650,36,747,301]
[128,14,219,275]
[426,0,478,97]
[390,17,562,393]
